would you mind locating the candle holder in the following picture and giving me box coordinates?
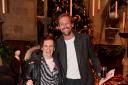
[119,33,128,39]
[119,32,128,82]
[119,32,128,57]
[105,27,118,42]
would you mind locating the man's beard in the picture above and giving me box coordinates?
[62,29,72,36]
[61,27,72,36]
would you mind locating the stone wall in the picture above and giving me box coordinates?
[0,0,37,41]
[86,0,127,45]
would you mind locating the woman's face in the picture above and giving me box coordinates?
[15,50,21,56]
[41,40,54,59]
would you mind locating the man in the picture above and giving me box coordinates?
[55,13,101,85]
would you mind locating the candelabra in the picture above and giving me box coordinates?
[119,32,128,82]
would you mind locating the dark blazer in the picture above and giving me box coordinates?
[24,49,64,85]
[55,32,101,85]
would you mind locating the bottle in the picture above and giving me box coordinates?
[101,66,107,78]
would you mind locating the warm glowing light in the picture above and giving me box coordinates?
[122,12,126,29]
[70,0,72,16]
[2,0,6,14]
[98,0,100,10]
[92,0,95,16]
[115,1,118,18]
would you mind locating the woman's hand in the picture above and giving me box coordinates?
[26,80,33,85]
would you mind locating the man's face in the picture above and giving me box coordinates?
[58,16,73,36]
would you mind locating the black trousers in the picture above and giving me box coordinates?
[65,78,82,85]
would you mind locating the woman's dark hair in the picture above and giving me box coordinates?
[40,34,55,48]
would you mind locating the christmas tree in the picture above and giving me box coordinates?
[47,0,94,38]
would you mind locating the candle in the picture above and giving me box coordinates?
[115,1,118,18]
[92,0,95,16]
[66,10,68,14]
[70,0,72,16]
[122,12,126,30]
[98,0,100,10]
[2,0,5,14]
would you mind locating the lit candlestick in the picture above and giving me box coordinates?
[2,0,6,14]
[98,0,100,10]
[122,12,126,30]
[70,0,72,16]
[92,0,95,16]
[115,1,118,18]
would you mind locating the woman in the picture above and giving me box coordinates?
[10,49,24,85]
[25,34,63,85]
